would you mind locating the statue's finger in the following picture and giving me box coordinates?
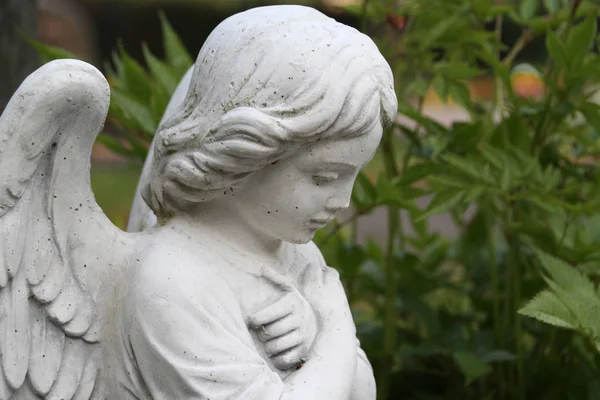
[265,331,303,356]
[270,349,304,370]
[247,295,292,327]
[258,314,299,341]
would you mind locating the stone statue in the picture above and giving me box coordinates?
[0,5,396,399]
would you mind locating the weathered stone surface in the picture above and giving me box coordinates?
[0,5,396,399]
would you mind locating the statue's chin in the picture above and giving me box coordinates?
[287,237,313,245]
[284,229,318,245]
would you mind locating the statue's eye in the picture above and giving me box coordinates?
[312,172,339,184]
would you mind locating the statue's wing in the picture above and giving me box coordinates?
[0,59,135,399]
[127,66,193,232]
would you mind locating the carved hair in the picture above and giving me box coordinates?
[143,5,398,218]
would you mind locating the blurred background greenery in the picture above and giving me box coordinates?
[3,1,600,399]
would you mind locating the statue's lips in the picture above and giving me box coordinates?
[307,218,332,227]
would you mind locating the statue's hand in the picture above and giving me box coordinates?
[248,271,318,370]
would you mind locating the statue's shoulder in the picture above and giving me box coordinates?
[132,235,233,304]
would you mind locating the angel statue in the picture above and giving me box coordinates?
[0,4,396,399]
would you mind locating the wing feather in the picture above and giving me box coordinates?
[0,367,14,399]
[0,224,7,288]
[0,60,137,398]
[23,185,55,286]
[45,273,80,326]
[30,253,68,304]
[46,339,85,400]
[2,200,27,279]
[71,347,101,400]
[62,296,95,338]
[7,381,38,400]
[0,268,30,390]
[28,302,65,396]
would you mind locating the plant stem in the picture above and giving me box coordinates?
[506,205,525,400]
[493,15,505,122]
[501,30,533,67]
[377,127,401,400]
[512,243,525,400]
[485,205,501,339]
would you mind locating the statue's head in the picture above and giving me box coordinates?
[143,5,397,243]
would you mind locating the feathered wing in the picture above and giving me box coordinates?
[0,59,135,399]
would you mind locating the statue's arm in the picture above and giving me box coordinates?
[280,291,358,399]
[349,339,377,400]
[127,259,285,399]
[297,242,377,400]
[126,254,357,400]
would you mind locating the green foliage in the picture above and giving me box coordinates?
[102,12,193,162]
[31,12,193,163]
[519,249,600,351]
[26,38,77,63]
[31,2,600,399]
[330,0,600,399]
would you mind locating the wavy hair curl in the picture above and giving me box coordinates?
[143,5,398,219]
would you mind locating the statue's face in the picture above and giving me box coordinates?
[233,123,383,244]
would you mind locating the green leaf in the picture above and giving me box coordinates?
[520,0,538,21]
[435,62,484,80]
[453,351,492,386]
[427,175,472,190]
[111,89,157,135]
[406,78,429,97]
[395,163,440,187]
[96,134,140,159]
[343,4,362,17]
[420,12,462,49]
[417,190,465,221]
[142,43,179,94]
[448,82,472,110]
[500,164,512,191]
[477,47,511,83]
[432,75,448,102]
[480,145,506,170]
[464,185,486,202]
[518,290,577,329]
[352,172,377,210]
[116,46,152,102]
[542,166,561,192]
[376,175,402,204]
[398,101,449,136]
[472,0,493,20]
[535,249,596,293]
[27,38,77,63]
[159,11,193,75]
[107,50,125,85]
[543,279,600,343]
[528,195,563,214]
[442,154,483,180]
[543,0,560,14]
[580,102,600,132]
[546,32,570,70]
[567,18,597,67]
